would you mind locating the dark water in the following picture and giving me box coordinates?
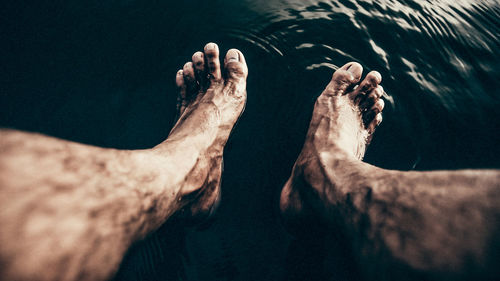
[1,0,499,280]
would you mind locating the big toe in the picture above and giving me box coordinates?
[222,49,248,100]
[224,49,248,81]
[323,62,363,96]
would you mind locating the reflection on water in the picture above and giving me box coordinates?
[227,0,500,170]
[1,0,499,280]
[242,0,498,104]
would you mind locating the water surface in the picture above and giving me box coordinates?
[1,0,499,280]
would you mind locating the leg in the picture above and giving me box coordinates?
[280,62,500,280]
[0,42,248,281]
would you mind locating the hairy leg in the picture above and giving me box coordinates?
[280,62,500,280]
[0,42,248,281]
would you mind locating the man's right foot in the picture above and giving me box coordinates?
[155,42,248,222]
[280,62,385,234]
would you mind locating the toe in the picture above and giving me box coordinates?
[340,61,363,77]
[368,113,383,133]
[176,69,187,115]
[192,51,205,72]
[183,62,197,93]
[359,71,382,94]
[350,71,382,103]
[222,49,248,99]
[224,49,248,80]
[360,85,384,110]
[322,62,363,96]
[204,42,222,82]
[371,98,385,114]
[192,51,206,86]
[363,99,384,127]
[176,69,186,90]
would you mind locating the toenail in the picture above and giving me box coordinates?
[347,72,355,81]
[227,53,239,62]
[226,49,240,63]
[372,72,382,83]
[206,43,216,50]
[193,52,203,60]
[374,87,382,98]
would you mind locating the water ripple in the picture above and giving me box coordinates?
[234,0,498,114]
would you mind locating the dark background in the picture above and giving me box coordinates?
[1,0,499,280]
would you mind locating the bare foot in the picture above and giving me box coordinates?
[280,62,384,234]
[156,42,248,223]
[280,63,500,281]
[0,43,247,281]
